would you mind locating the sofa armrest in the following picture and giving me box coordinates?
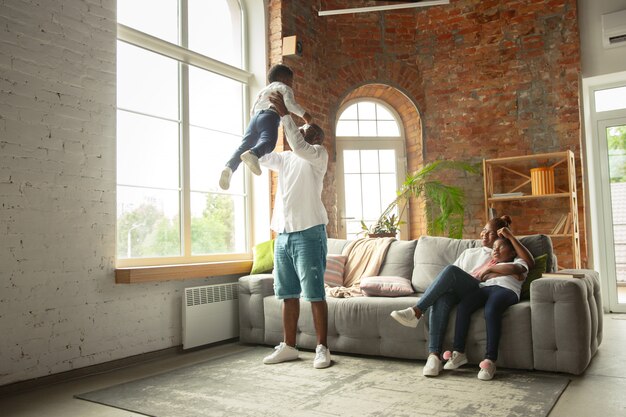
[238,274,274,344]
[530,269,602,374]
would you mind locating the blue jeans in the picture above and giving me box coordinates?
[415,265,480,354]
[226,109,281,171]
[452,285,518,361]
[274,225,327,302]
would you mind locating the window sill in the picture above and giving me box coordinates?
[115,260,253,283]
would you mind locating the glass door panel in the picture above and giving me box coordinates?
[605,121,626,306]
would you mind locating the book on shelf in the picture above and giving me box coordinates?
[541,272,585,279]
[564,212,573,234]
[492,192,524,198]
[551,214,568,234]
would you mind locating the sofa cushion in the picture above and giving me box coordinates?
[324,254,347,287]
[328,238,350,255]
[250,239,274,274]
[378,239,418,279]
[519,235,554,273]
[360,276,415,297]
[412,236,480,292]
[520,254,548,300]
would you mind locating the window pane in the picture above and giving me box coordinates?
[376,104,395,120]
[190,126,243,193]
[343,150,361,173]
[358,102,376,119]
[360,150,379,173]
[378,120,400,136]
[117,41,179,119]
[346,220,362,240]
[117,111,180,189]
[361,174,382,218]
[359,120,377,136]
[336,120,358,137]
[118,0,178,44]
[117,186,181,259]
[191,192,246,254]
[380,173,398,208]
[379,150,396,173]
[189,0,242,68]
[189,67,243,135]
[344,174,363,219]
[596,86,626,112]
[337,101,401,138]
[339,103,358,120]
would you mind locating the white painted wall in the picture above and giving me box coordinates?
[578,0,626,77]
[0,0,266,386]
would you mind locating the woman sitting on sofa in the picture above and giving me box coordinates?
[390,215,534,378]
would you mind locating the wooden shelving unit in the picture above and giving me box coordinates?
[483,150,581,268]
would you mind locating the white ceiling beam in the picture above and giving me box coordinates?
[318,0,450,17]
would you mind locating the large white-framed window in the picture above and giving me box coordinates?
[582,71,626,313]
[116,0,259,267]
[335,100,407,239]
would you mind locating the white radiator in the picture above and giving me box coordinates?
[182,283,239,349]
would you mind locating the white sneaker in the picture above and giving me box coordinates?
[423,354,443,377]
[443,351,468,370]
[313,344,331,369]
[390,307,419,328]
[219,167,232,190]
[478,359,496,381]
[263,342,299,364]
[241,150,262,176]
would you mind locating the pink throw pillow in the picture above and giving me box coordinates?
[360,276,415,297]
[324,255,347,287]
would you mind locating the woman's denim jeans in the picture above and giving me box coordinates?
[415,265,480,354]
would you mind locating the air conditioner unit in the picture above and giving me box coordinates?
[602,9,626,49]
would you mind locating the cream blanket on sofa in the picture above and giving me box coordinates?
[326,237,395,298]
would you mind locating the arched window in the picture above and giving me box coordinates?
[116,0,255,267]
[336,101,407,239]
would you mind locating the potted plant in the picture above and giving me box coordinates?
[360,213,403,238]
[364,160,479,239]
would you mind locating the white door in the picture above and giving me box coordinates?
[584,80,626,313]
[335,100,407,240]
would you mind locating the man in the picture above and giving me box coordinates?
[259,91,330,369]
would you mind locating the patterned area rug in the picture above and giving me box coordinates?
[76,346,569,417]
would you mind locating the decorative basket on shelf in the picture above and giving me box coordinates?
[530,167,555,195]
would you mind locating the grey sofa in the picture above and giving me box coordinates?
[239,235,603,375]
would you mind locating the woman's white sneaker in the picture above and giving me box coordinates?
[263,342,299,364]
[422,354,443,377]
[313,344,331,369]
[390,307,419,328]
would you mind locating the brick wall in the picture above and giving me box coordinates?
[270,0,586,266]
